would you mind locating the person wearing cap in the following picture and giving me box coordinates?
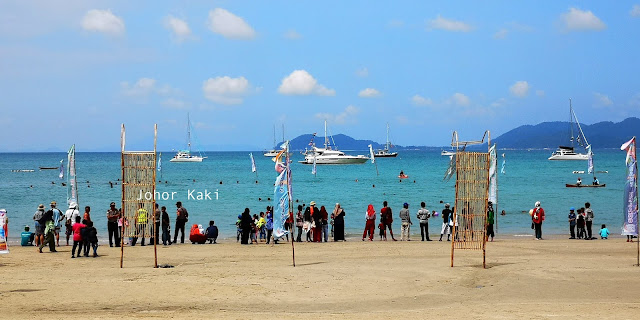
[161,206,171,245]
[174,201,189,244]
[33,204,46,247]
[106,201,121,247]
[568,207,577,239]
[399,202,412,241]
[47,201,63,247]
[532,201,545,240]
[439,203,452,241]
[21,225,35,246]
[64,202,79,246]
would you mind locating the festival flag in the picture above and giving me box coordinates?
[443,154,456,181]
[488,145,497,205]
[58,159,64,180]
[249,153,256,173]
[308,133,317,146]
[273,149,285,173]
[368,144,375,164]
[311,154,317,175]
[621,137,638,236]
[157,153,162,172]
[67,144,78,206]
[587,145,594,174]
[273,141,292,240]
[501,153,506,174]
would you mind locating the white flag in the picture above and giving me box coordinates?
[311,155,317,175]
[250,153,256,173]
[368,144,375,164]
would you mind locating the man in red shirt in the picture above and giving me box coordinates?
[380,201,397,241]
[532,201,545,240]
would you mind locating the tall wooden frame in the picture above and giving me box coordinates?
[120,124,158,268]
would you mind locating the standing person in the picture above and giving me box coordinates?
[531,201,545,240]
[174,201,188,244]
[576,208,586,239]
[86,221,99,257]
[258,212,266,242]
[265,213,274,244]
[362,204,376,241]
[399,203,412,241]
[161,206,171,245]
[150,203,160,245]
[235,215,242,242]
[64,202,79,246]
[320,205,329,242]
[240,208,252,245]
[585,202,595,240]
[312,203,322,242]
[439,204,452,241]
[568,207,577,239]
[106,202,121,247]
[416,202,431,241]
[71,216,86,258]
[486,201,495,242]
[295,205,303,242]
[48,201,63,247]
[380,201,397,241]
[82,206,91,224]
[333,203,345,242]
[303,204,313,242]
[38,207,57,253]
[33,204,45,247]
[132,203,147,246]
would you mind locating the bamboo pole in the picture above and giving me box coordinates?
[287,143,296,267]
[153,124,158,268]
[120,124,125,269]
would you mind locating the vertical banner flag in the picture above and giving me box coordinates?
[368,144,376,164]
[311,155,316,175]
[0,209,8,254]
[59,159,64,180]
[67,144,78,206]
[250,153,256,173]
[488,145,497,205]
[621,137,638,236]
[587,145,594,174]
[157,153,162,172]
[501,153,506,174]
[273,141,292,240]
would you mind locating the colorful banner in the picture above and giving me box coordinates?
[311,154,316,175]
[157,153,162,172]
[67,144,78,206]
[488,145,497,205]
[621,137,638,236]
[0,209,8,254]
[273,143,291,240]
[501,153,506,174]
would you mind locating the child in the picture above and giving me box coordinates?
[206,220,219,244]
[87,221,99,257]
[576,208,586,239]
[71,216,86,258]
[599,224,610,240]
[21,225,35,246]
[378,222,386,240]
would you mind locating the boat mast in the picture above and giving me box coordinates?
[386,122,391,150]
[569,99,575,148]
[187,113,192,153]
[572,104,590,147]
[273,125,276,149]
[324,120,328,149]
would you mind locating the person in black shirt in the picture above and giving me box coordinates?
[439,203,453,241]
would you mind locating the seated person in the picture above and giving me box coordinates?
[593,176,599,185]
[206,220,219,244]
[576,177,582,186]
[21,225,35,246]
[189,224,206,244]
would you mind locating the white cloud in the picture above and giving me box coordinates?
[283,29,302,40]
[536,90,545,97]
[428,15,473,32]
[490,98,507,108]
[162,98,189,110]
[411,94,433,106]
[451,93,470,106]
[164,15,193,42]
[593,92,613,107]
[81,9,125,36]
[315,105,360,125]
[631,5,640,17]
[121,78,156,97]
[396,115,409,124]
[207,8,255,40]
[355,67,369,77]
[358,88,381,98]
[493,29,508,39]
[202,76,251,105]
[278,70,335,96]
[509,81,530,98]
[561,7,606,32]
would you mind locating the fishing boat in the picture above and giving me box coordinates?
[565,183,606,188]
[299,120,369,165]
[373,123,398,157]
[549,99,589,160]
[171,113,207,162]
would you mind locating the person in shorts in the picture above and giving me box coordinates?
[33,204,46,247]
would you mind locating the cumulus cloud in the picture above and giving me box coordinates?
[358,88,381,98]
[561,7,606,32]
[121,78,156,97]
[593,92,613,107]
[355,67,369,78]
[451,93,470,106]
[631,5,640,17]
[510,81,530,98]
[314,105,360,125]
[82,9,125,35]
[411,95,433,106]
[428,15,473,32]
[164,15,193,42]
[207,8,255,39]
[202,76,251,105]
[490,98,507,108]
[278,70,335,96]
[283,29,302,40]
[493,29,508,39]
[162,98,188,110]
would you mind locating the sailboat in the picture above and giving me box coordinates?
[373,123,398,157]
[548,99,590,161]
[263,125,281,157]
[299,120,369,165]
[170,113,207,162]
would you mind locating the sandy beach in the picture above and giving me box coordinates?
[1,235,639,319]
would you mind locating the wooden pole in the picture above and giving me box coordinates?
[635,136,639,267]
[287,144,296,267]
[153,124,158,268]
[120,124,125,269]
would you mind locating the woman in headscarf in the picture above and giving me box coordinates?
[362,204,376,241]
[313,204,323,242]
[295,205,304,242]
[240,208,252,244]
[332,203,345,241]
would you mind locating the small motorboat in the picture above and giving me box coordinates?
[565,183,606,188]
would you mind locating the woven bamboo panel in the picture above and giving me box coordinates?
[453,152,489,250]
[122,152,156,240]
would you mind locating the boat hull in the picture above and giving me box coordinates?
[549,154,589,160]
[170,157,205,162]
[374,152,398,158]
[299,157,369,165]
[565,184,606,188]
[263,150,279,157]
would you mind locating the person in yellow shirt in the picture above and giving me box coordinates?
[132,203,148,246]
[258,211,267,242]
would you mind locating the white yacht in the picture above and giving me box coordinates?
[170,113,207,162]
[299,121,369,165]
[373,123,398,158]
[441,150,455,156]
[548,146,588,160]
[263,125,281,157]
[548,99,590,161]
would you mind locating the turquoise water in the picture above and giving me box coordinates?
[0,149,629,240]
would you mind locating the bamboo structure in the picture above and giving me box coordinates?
[120,124,158,268]
[450,131,491,268]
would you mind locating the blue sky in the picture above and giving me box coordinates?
[1,1,639,151]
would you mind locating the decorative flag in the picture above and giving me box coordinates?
[0,209,8,254]
[368,144,375,164]
[587,145,593,174]
[67,144,78,206]
[273,142,293,240]
[488,145,497,205]
[59,159,64,180]
[501,153,506,174]
[273,150,285,173]
[311,155,317,175]
[443,154,456,182]
[249,153,256,173]
[621,137,638,236]
[308,133,317,146]
[157,153,162,172]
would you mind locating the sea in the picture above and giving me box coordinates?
[0,149,630,241]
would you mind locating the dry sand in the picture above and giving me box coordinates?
[1,235,639,319]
